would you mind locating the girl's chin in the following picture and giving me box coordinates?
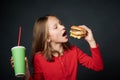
[59,39,68,43]
[63,38,68,42]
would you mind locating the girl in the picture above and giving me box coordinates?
[11,15,104,80]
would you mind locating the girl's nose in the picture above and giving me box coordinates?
[61,25,65,30]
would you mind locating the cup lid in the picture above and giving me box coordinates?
[11,46,25,51]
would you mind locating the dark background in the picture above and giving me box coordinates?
[0,0,120,80]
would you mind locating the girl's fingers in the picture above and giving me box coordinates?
[10,61,14,68]
[10,57,28,68]
[12,64,14,68]
[78,25,91,31]
[25,57,29,68]
[10,57,14,68]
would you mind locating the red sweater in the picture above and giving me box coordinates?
[29,45,104,80]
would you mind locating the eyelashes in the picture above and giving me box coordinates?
[54,25,58,29]
[53,21,64,29]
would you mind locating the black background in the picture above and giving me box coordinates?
[0,0,120,80]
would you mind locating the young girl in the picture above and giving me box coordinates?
[11,15,104,80]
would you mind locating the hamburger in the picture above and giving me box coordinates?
[70,25,87,39]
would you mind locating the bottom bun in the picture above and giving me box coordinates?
[70,33,82,39]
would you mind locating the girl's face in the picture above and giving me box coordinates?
[47,16,68,43]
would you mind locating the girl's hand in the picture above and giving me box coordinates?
[10,57,28,68]
[10,57,30,80]
[78,25,97,48]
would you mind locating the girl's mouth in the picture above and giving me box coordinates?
[62,31,67,37]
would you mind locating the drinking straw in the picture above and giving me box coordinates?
[18,26,22,46]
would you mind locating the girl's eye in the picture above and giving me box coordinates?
[54,25,57,29]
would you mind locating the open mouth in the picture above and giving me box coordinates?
[62,31,67,37]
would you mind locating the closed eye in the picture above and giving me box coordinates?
[54,25,58,29]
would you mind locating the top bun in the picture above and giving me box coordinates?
[71,25,86,31]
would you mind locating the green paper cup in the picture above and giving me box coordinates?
[11,46,25,77]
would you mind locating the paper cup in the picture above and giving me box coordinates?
[11,46,25,77]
